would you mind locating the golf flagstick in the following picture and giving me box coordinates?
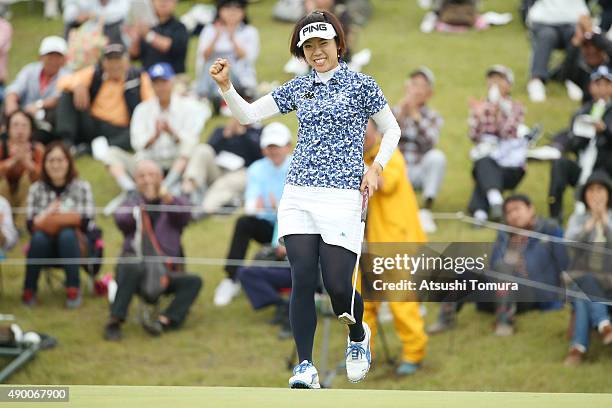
[338,187,369,325]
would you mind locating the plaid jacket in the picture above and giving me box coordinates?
[468,98,525,143]
[26,179,95,226]
[393,105,443,165]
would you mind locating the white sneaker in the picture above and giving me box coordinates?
[213,278,241,307]
[527,79,546,103]
[565,80,584,102]
[526,145,561,161]
[420,11,437,33]
[289,360,321,389]
[345,322,371,383]
[418,0,432,10]
[418,209,437,233]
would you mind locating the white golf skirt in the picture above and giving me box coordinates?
[277,184,363,254]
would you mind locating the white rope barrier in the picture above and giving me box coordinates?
[2,209,611,267]
[434,211,612,256]
[9,204,274,216]
[0,256,289,268]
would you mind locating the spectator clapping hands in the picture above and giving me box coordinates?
[584,196,609,232]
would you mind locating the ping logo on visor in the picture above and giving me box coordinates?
[297,22,337,47]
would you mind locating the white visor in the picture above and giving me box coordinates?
[296,22,337,47]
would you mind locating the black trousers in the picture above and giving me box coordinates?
[548,158,581,220]
[56,92,131,151]
[284,234,365,363]
[110,263,202,326]
[224,216,274,280]
[468,157,525,214]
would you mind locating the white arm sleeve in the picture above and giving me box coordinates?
[221,84,281,125]
[371,104,401,169]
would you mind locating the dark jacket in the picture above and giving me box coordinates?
[207,126,262,167]
[139,16,189,74]
[114,193,191,259]
[560,33,612,103]
[490,217,569,306]
[568,100,612,174]
[90,65,143,117]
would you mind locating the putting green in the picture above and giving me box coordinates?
[2,386,611,408]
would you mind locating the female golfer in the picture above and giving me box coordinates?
[209,10,400,388]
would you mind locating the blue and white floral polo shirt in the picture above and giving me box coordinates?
[271,62,387,190]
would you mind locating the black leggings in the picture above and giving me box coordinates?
[284,234,365,363]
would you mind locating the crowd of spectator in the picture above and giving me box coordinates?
[0,0,610,376]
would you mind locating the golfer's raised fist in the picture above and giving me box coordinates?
[209,58,231,91]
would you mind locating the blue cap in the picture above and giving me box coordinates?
[148,63,175,81]
[590,65,612,82]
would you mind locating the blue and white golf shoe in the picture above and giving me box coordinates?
[289,360,321,389]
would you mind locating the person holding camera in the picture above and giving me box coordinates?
[103,159,201,341]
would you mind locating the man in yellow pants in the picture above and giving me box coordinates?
[362,120,428,376]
